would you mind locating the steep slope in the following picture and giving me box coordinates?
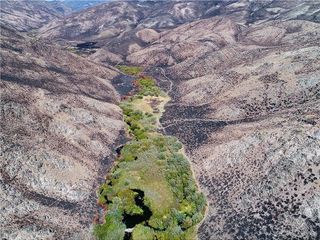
[0,26,124,239]
[127,15,320,239]
[0,0,71,32]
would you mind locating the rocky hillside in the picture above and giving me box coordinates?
[38,0,241,64]
[0,0,71,32]
[39,0,320,65]
[127,12,320,240]
[0,26,125,239]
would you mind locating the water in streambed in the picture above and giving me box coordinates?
[123,189,152,228]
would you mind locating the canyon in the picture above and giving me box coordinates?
[1,0,319,239]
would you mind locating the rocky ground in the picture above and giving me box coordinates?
[0,26,125,239]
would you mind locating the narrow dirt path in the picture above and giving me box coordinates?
[157,67,174,94]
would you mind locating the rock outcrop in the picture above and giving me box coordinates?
[136,28,159,43]
[0,26,124,239]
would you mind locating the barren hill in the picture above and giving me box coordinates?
[39,0,320,65]
[0,0,71,32]
[0,26,124,239]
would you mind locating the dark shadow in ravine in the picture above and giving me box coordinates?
[122,189,152,229]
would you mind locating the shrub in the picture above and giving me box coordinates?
[94,198,126,240]
[97,184,113,205]
[137,77,161,96]
[94,223,125,240]
[132,225,155,240]
[118,189,143,215]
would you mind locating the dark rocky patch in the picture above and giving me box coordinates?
[163,120,226,150]
[111,74,136,96]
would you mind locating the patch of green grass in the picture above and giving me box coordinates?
[95,72,206,240]
[117,65,143,76]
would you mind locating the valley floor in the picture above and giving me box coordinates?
[94,67,206,240]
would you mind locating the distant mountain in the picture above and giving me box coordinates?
[54,0,109,11]
[39,0,320,64]
[39,0,227,63]
[0,0,71,31]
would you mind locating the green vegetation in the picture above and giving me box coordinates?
[94,198,126,240]
[116,65,143,76]
[94,66,206,240]
[132,225,155,240]
[136,76,162,96]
